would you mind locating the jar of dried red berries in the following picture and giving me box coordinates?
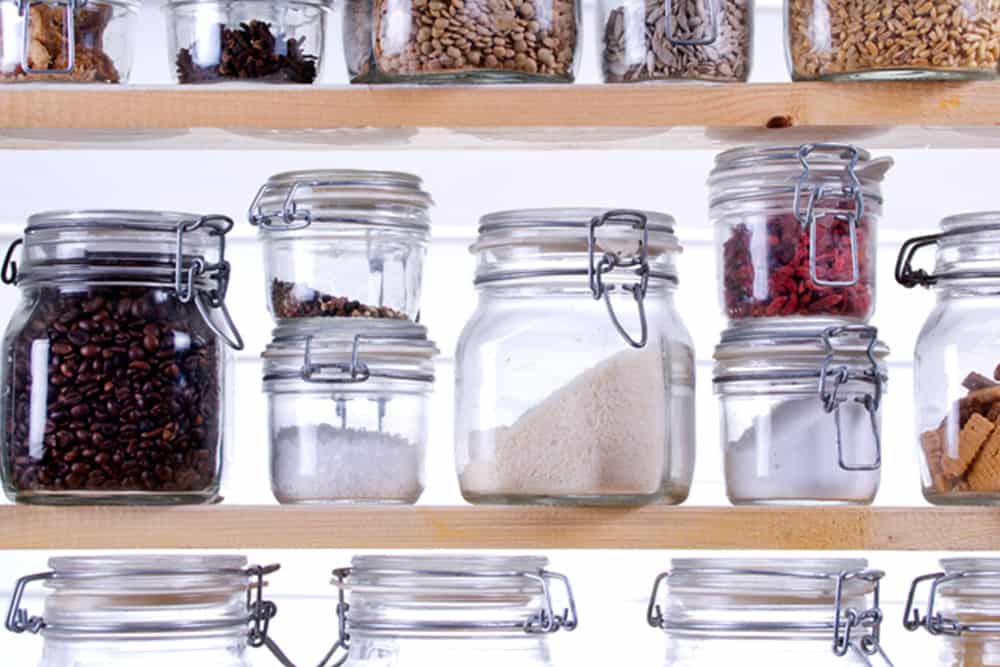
[249,170,432,324]
[709,144,893,326]
[0,210,243,504]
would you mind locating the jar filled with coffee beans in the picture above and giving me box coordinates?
[0,210,243,504]
[343,0,581,82]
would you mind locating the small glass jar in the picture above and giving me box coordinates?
[710,144,893,327]
[649,558,894,666]
[0,0,140,82]
[262,319,437,504]
[897,213,1000,505]
[0,211,243,505]
[319,555,577,666]
[5,555,285,667]
[713,324,889,505]
[787,0,1000,81]
[163,0,330,84]
[455,208,695,506]
[601,0,753,83]
[905,559,1000,666]
[344,0,581,83]
[249,170,432,324]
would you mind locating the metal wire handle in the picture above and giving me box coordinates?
[18,0,80,75]
[663,0,718,45]
[895,222,1000,288]
[904,569,1000,637]
[588,209,650,349]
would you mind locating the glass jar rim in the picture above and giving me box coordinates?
[714,325,890,362]
[475,207,677,246]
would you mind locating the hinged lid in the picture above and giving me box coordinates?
[896,211,1000,287]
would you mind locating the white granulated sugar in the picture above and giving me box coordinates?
[461,344,668,497]
[271,425,423,503]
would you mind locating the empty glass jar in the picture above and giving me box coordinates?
[455,208,695,506]
[713,324,889,505]
[262,319,437,504]
[319,555,577,666]
[0,211,242,505]
[250,170,432,323]
[710,144,893,327]
[4,555,283,667]
[897,212,1000,505]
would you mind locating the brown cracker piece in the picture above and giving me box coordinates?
[968,425,1000,492]
[964,372,999,392]
[921,425,950,494]
[942,413,995,478]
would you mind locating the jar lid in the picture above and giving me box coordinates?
[249,170,433,232]
[474,207,677,250]
[897,211,1000,287]
[714,323,890,365]
[905,558,1000,637]
[262,319,438,389]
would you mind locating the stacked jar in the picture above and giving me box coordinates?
[709,143,893,505]
[249,170,438,505]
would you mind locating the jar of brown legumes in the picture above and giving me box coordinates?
[343,0,581,82]
[0,211,243,505]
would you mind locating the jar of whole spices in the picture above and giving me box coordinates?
[455,208,695,506]
[650,559,894,665]
[709,144,893,326]
[897,212,1000,505]
[163,0,330,83]
[0,0,140,82]
[601,0,754,83]
[0,210,242,504]
[786,0,1000,81]
[250,170,432,323]
[344,0,581,82]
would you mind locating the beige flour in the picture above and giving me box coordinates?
[461,344,668,497]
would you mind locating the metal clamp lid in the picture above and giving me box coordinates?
[904,568,1000,637]
[663,0,717,45]
[588,209,651,348]
[647,567,894,666]
[18,0,81,75]
[265,332,435,385]
[895,222,1000,288]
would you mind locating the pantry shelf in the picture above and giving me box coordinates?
[0,505,995,550]
[4,83,1000,150]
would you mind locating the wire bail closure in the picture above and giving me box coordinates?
[793,143,865,289]
[904,569,1000,637]
[588,209,650,349]
[248,180,319,231]
[18,0,81,75]
[895,222,1000,288]
[663,0,718,45]
[819,325,884,473]
[301,333,371,384]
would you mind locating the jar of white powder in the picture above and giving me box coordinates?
[262,319,437,504]
[713,324,889,505]
[455,208,695,505]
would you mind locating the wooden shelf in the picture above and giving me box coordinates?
[0,505,995,551]
[3,83,1000,149]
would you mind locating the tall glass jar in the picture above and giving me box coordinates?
[5,555,285,667]
[0,211,243,505]
[713,324,889,505]
[709,144,893,327]
[649,558,894,666]
[262,319,438,504]
[897,213,1000,505]
[905,558,1000,666]
[319,555,577,666]
[455,208,695,506]
[249,170,432,324]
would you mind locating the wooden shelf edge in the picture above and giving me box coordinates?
[0,505,993,551]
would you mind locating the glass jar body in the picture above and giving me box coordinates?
[915,286,1000,505]
[666,635,872,665]
[344,632,552,666]
[785,0,1000,81]
[600,0,753,83]
[344,0,582,83]
[0,284,227,504]
[38,635,251,667]
[0,0,139,83]
[163,0,328,84]
[454,284,695,505]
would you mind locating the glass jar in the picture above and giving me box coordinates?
[0,0,140,82]
[5,555,285,667]
[786,0,1000,81]
[713,324,889,505]
[455,208,695,506]
[905,558,1000,666]
[319,555,577,666]
[249,170,432,324]
[601,0,754,83]
[163,0,330,84]
[262,319,437,504]
[709,144,893,327]
[896,212,1000,505]
[649,558,894,666]
[344,0,581,83]
[0,210,243,505]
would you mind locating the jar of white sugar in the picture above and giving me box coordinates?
[713,324,889,505]
[262,319,437,504]
[455,208,695,506]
